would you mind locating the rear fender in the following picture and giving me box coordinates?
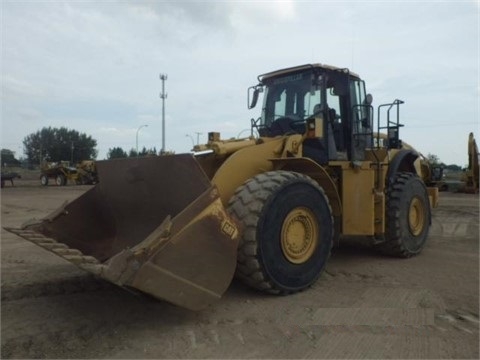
[387,149,435,221]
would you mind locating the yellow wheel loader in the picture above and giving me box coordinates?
[5,63,438,310]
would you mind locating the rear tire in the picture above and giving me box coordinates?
[55,174,66,186]
[380,172,431,257]
[41,175,49,186]
[228,171,333,294]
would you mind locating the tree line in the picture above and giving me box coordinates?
[0,126,465,170]
[106,146,159,159]
[426,153,463,172]
[1,127,163,167]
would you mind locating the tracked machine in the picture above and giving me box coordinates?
[5,64,438,310]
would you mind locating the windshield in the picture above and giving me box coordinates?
[261,71,321,127]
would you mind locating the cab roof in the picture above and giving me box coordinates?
[258,63,360,83]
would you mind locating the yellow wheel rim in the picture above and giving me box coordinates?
[281,207,319,264]
[409,197,425,236]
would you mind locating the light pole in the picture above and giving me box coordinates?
[70,141,74,165]
[194,132,202,145]
[136,124,148,156]
[185,134,195,148]
[159,74,168,153]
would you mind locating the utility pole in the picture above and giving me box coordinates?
[159,74,168,154]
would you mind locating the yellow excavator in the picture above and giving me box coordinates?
[461,132,479,193]
[5,64,438,310]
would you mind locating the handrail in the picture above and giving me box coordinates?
[376,99,404,149]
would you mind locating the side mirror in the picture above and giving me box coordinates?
[248,85,263,109]
[365,93,373,105]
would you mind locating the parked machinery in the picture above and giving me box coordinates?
[462,132,479,193]
[40,161,77,186]
[75,160,98,185]
[40,160,98,186]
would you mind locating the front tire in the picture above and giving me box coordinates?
[228,171,333,294]
[40,175,49,186]
[381,172,431,257]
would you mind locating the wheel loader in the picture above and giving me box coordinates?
[5,63,439,310]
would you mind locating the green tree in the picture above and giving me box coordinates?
[426,153,441,166]
[129,147,158,157]
[138,146,148,157]
[128,148,138,158]
[107,147,128,159]
[445,164,462,171]
[0,149,21,167]
[23,127,97,164]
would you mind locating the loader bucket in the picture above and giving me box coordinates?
[5,155,239,311]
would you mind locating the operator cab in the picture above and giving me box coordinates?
[249,64,373,164]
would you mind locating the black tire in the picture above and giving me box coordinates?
[1,179,4,188]
[40,175,49,186]
[380,172,431,257]
[75,176,85,185]
[228,171,333,294]
[55,174,66,186]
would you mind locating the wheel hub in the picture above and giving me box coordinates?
[408,197,425,236]
[281,207,318,264]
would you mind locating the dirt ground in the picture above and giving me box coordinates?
[1,179,478,359]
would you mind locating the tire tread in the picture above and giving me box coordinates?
[380,172,430,257]
[228,171,333,294]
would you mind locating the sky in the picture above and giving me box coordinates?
[1,0,478,165]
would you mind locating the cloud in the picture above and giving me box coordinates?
[230,1,297,27]
[1,1,478,165]
[3,75,46,98]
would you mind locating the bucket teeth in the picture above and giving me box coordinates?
[30,238,56,244]
[52,248,83,256]
[62,255,86,264]
[82,256,100,264]
[4,227,100,267]
[42,243,69,250]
